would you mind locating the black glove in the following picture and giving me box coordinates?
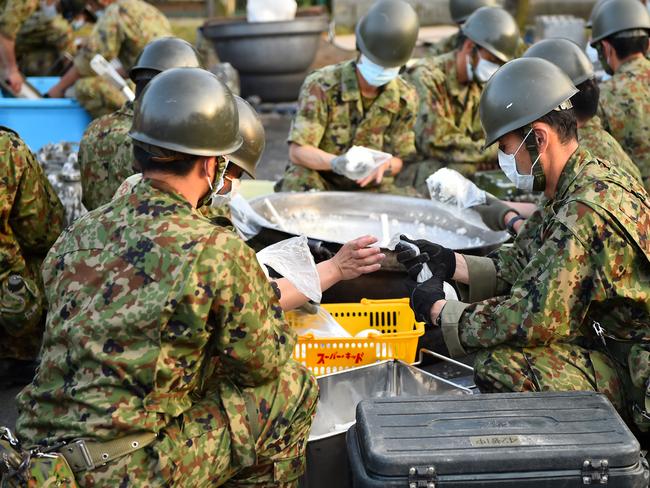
[396,235,456,281]
[406,275,446,325]
[472,194,518,231]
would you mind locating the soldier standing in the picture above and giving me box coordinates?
[0,128,65,387]
[275,0,419,194]
[397,7,521,195]
[16,68,319,486]
[398,58,650,432]
[46,0,171,118]
[78,37,201,211]
[590,0,650,190]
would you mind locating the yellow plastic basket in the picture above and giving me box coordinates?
[287,298,425,376]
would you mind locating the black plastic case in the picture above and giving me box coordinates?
[347,392,649,487]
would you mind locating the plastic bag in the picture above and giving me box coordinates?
[387,233,458,300]
[256,236,322,303]
[339,146,392,180]
[247,0,296,22]
[426,168,487,209]
[291,306,351,338]
[229,193,277,240]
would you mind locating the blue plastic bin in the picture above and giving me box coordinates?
[0,77,92,152]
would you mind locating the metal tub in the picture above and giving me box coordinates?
[247,192,510,302]
[300,359,470,488]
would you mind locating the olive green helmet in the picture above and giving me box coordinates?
[450,0,498,24]
[479,57,578,148]
[586,0,610,29]
[523,38,594,86]
[590,0,650,45]
[462,7,521,63]
[355,0,419,68]
[130,67,242,157]
[230,97,265,179]
[129,37,202,82]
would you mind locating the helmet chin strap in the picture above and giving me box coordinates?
[522,124,546,192]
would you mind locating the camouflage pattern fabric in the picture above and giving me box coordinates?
[426,32,459,58]
[580,115,642,183]
[73,0,171,117]
[598,55,650,191]
[78,102,135,209]
[15,12,74,76]
[278,60,418,193]
[0,0,37,39]
[16,178,317,485]
[440,148,650,427]
[399,51,498,194]
[0,128,65,361]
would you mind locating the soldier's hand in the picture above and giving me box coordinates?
[330,155,350,175]
[6,68,24,93]
[47,84,65,98]
[406,275,445,325]
[472,194,519,231]
[331,235,385,280]
[397,235,456,281]
[357,158,401,188]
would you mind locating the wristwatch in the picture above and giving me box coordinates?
[506,215,526,237]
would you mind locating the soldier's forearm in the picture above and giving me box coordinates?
[288,143,336,171]
[0,34,17,71]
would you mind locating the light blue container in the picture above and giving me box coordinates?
[0,77,92,152]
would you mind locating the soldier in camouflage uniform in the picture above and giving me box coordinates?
[398,58,650,431]
[398,7,520,195]
[590,0,650,191]
[16,68,318,486]
[0,128,65,385]
[46,0,171,118]
[276,0,419,194]
[79,37,201,211]
[426,0,497,57]
[0,0,84,91]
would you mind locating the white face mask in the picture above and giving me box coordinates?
[497,129,542,192]
[357,55,401,87]
[40,0,58,19]
[467,51,499,84]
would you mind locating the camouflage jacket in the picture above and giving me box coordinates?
[440,147,650,357]
[426,32,459,58]
[0,128,65,359]
[78,102,135,210]
[16,178,295,446]
[406,51,498,175]
[580,115,642,183]
[15,12,75,76]
[598,55,650,191]
[74,0,171,76]
[287,60,418,190]
[0,0,37,39]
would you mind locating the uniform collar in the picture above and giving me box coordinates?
[554,146,590,201]
[580,115,602,132]
[340,60,401,114]
[616,55,649,76]
[140,177,195,209]
[444,51,479,102]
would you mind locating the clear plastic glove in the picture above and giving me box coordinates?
[472,194,519,231]
[331,155,351,176]
[331,235,385,280]
[330,146,392,181]
[426,168,487,209]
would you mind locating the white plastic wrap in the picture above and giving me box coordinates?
[426,168,487,209]
[339,146,392,180]
[292,306,352,338]
[229,193,278,240]
[256,236,322,303]
[247,0,296,22]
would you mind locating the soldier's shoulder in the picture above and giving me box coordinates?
[394,75,418,106]
[303,62,346,92]
[406,54,448,84]
[0,127,33,160]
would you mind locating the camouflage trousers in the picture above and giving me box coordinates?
[74,360,319,487]
[0,273,45,360]
[473,342,625,413]
[16,13,74,76]
[275,163,419,197]
[75,77,130,119]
